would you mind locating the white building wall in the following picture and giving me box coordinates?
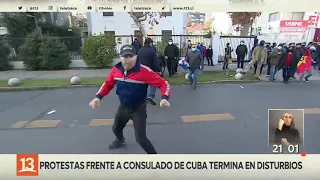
[87,12,187,35]
[255,12,319,43]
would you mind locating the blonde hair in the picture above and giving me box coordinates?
[283,112,295,129]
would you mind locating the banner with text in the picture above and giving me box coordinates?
[280,20,308,33]
[0,154,317,179]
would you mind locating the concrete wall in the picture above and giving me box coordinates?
[87,12,188,35]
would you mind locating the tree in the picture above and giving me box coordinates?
[0,12,44,51]
[82,34,115,68]
[0,40,12,71]
[0,12,44,37]
[39,35,70,70]
[71,14,87,28]
[229,12,261,36]
[128,12,167,38]
[18,31,42,70]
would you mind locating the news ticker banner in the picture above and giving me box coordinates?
[1,0,320,12]
[0,154,317,179]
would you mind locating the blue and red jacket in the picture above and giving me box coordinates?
[96,61,171,109]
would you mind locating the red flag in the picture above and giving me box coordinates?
[297,49,312,75]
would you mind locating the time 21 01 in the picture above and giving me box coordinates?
[272,144,300,154]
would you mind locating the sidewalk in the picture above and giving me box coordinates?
[0,63,231,80]
[1,62,320,81]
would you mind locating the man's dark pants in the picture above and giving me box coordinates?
[113,103,157,154]
[237,56,245,68]
[166,58,176,76]
[266,59,271,75]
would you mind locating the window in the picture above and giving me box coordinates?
[282,12,304,20]
[103,12,114,16]
[292,12,304,20]
[268,12,280,22]
[163,12,172,16]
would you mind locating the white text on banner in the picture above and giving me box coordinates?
[58,5,84,12]
[96,4,130,12]
[131,4,164,12]
[27,5,58,12]
[171,5,195,12]
[5,154,319,179]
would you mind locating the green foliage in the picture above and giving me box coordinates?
[19,31,70,70]
[18,31,42,70]
[0,40,13,71]
[154,41,167,54]
[82,34,115,68]
[0,12,43,52]
[0,12,81,54]
[39,35,70,70]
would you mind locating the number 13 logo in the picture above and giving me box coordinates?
[16,154,39,176]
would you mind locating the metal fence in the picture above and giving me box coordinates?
[219,35,257,62]
[1,35,257,62]
[115,35,212,57]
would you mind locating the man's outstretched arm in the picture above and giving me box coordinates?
[96,67,116,100]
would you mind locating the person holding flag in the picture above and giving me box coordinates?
[297,48,312,82]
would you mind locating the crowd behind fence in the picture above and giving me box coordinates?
[1,35,256,62]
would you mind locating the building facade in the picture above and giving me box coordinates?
[254,12,319,43]
[87,12,188,38]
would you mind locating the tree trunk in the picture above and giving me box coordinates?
[135,21,147,39]
[240,24,250,36]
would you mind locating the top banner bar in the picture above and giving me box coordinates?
[1,0,320,12]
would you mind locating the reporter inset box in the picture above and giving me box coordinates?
[268,109,304,154]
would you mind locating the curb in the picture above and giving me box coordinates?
[0,85,101,92]
[0,80,261,92]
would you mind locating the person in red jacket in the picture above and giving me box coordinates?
[282,47,293,84]
[89,44,171,154]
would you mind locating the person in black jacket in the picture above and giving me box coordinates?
[223,43,233,70]
[235,40,248,69]
[164,39,179,77]
[137,38,161,105]
[206,45,213,66]
[274,112,301,148]
[131,38,141,54]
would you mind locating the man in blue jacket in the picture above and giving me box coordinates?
[138,38,161,106]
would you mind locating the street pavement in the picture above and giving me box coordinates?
[0,82,319,154]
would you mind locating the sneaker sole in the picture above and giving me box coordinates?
[147,98,157,105]
[109,142,126,150]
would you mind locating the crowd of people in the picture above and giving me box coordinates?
[88,36,320,154]
[131,37,209,90]
[236,40,320,84]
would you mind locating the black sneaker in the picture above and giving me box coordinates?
[147,97,156,105]
[109,139,126,150]
[304,77,309,82]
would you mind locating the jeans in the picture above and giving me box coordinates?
[269,65,277,81]
[113,103,157,154]
[282,66,291,82]
[148,85,156,98]
[299,70,312,81]
[188,68,200,89]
